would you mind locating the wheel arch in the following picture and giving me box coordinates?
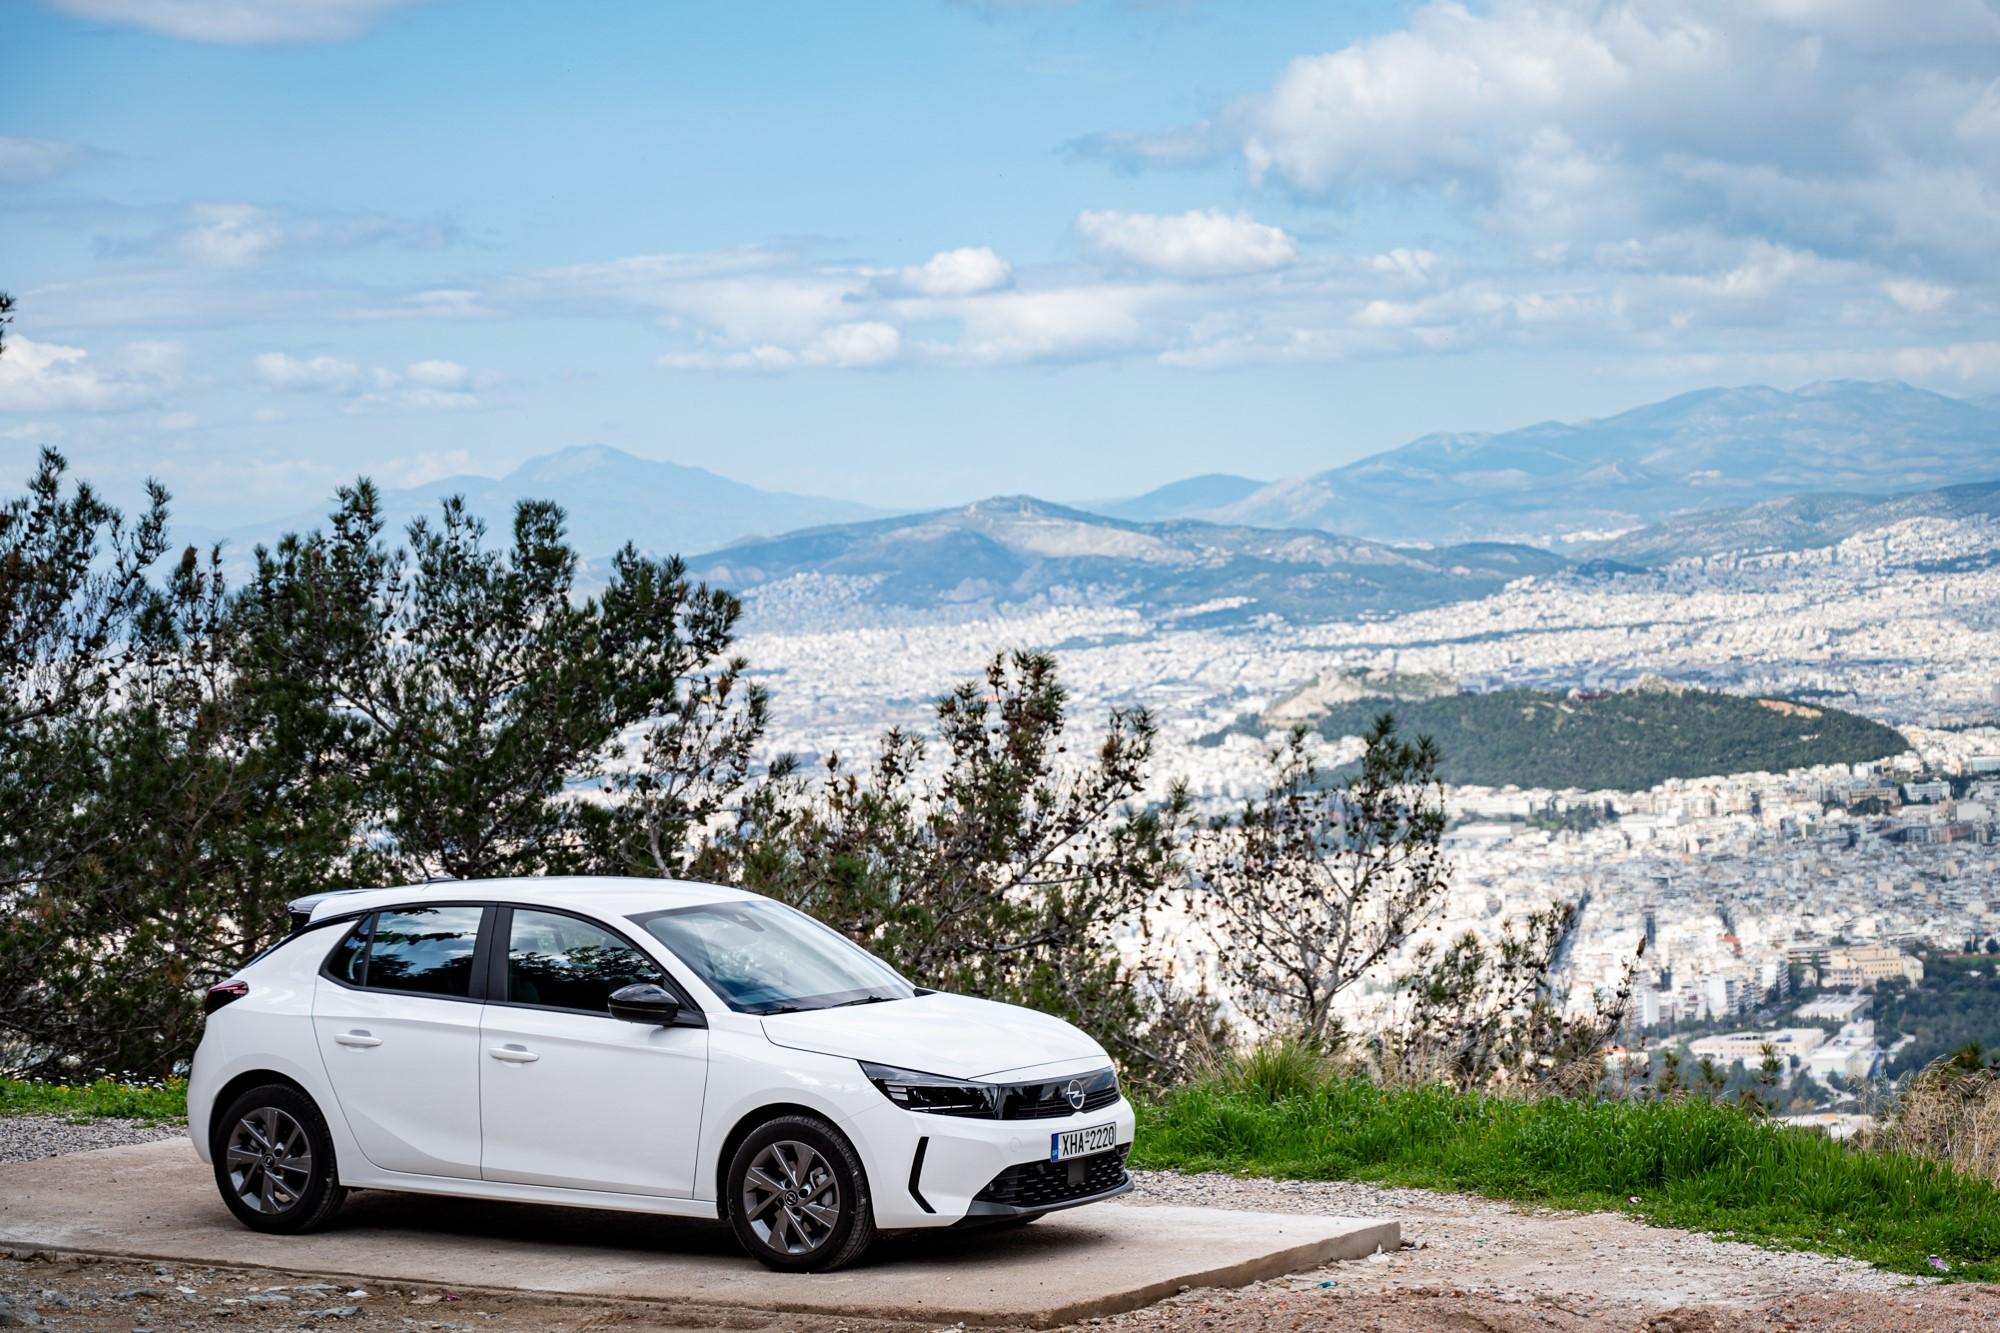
[713,1102,864,1222]
[208,1070,318,1152]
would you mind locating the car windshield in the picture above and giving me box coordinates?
[630,899,915,1015]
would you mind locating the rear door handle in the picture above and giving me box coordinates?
[489,1045,539,1063]
[334,1031,382,1048]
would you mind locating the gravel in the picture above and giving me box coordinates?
[0,1126,1964,1331]
[0,1115,183,1165]
[1123,1168,1928,1314]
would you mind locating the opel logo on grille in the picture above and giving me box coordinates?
[1065,1078,1086,1111]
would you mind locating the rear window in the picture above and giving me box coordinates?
[327,906,484,998]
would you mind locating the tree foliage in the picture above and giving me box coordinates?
[0,546,367,1074]
[236,483,761,881]
[1,457,766,1075]
[1192,717,1449,1048]
[706,651,1202,1079]
[1381,902,1638,1095]
[0,449,171,897]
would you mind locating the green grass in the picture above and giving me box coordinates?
[0,1076,188,1124]
[1133,1076,2000,1282]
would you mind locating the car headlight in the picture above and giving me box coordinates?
[859,1061,1000,1118]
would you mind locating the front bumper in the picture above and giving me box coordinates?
[953,1144,1135,1225]
[844,1086,1139,1229]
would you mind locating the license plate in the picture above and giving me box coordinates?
[1051,1121,1117,1162]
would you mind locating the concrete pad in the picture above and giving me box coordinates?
[0,1140,1397,1326]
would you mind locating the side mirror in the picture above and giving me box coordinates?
[608,983,681,1026]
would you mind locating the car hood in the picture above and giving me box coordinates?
[759,991,1106,1080]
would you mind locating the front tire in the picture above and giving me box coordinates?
[211,1083,346,1234]
[725,1113,875,1272]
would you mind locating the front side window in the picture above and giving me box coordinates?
[505,909,662,1013]
[342,906,483,998]
[632,900,913,1015]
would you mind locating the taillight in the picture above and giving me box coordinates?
[204,980,249,1015]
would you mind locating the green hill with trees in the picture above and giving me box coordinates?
[1210,680,1908,791]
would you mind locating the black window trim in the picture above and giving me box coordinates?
[485,902,706,1026]
[313,897,708,1025]
[316,901,494,1007]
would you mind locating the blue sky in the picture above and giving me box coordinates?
[3,0,1998,528]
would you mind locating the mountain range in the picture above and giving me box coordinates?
[680,496,1569,627]
[1581,478,2000,565]
[1094,381,2000,544]
[187,445,889,562]
[181,380,1997,621]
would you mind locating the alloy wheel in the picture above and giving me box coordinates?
[224,1106,314,1215]
[740,1139,841,1255]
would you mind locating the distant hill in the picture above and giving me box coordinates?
[187,445,890,564]
[1213,380,2000,543]
[1206,678,1909,792]
[1583,479,2000,564]
[1081,473,1266,523]
[684,496,1568,627]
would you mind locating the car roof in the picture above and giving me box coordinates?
[296,875,761,924]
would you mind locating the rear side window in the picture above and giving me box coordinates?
[505,909,661,1013]
[325,919,369,985]
[328,906,484,998]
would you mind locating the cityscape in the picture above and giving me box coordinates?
[730,502,2000,1111]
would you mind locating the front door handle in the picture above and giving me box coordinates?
[489,1045,539,1063]
[334,1031,382,1048]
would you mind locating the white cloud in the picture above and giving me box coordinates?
[893,247,1014,297]
[945,286,1157,365]
[43,0,427,44]
[254,351,484,407]
[352,288,492,320]
[405,358,469,389]
[1095,0,2000,275]
[255,351,362,393]
[1368,248,1441,282]
[181,204,286,269]
[380,449,476,488]
[1884,279,1955,313]
[529,249,863,345]
[0,136,82,184]
[0,336,175,413]
[807,321,902,367]
[129,202,454,270]
[660,321,902,372]
[1076,208,1297,276]
[398,388,477,410]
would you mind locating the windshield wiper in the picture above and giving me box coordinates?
[829,994,900,1008]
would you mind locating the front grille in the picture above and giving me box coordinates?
[973,1145,1129,1210]
[997,1067,1120,1120]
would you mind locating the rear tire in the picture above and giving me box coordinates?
[725,1113,875,1272]
[210,1083,346,1234]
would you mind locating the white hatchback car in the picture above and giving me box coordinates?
[188,876,1136,1271]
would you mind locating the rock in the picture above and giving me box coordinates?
[307,1305,365,1319]
[0,1294,45,1328]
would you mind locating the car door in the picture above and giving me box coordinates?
[312,904,487,1179]
[478,906,709,1197]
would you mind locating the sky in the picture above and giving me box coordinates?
[3,0,1999,528]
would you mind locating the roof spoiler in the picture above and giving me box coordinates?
[285,879,463,931]
[286,889,369,932]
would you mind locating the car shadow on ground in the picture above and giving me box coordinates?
[328,1189,1104,1271]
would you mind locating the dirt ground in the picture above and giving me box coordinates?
[2,1127,1992,1333]
[5,1246,1998,1333]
